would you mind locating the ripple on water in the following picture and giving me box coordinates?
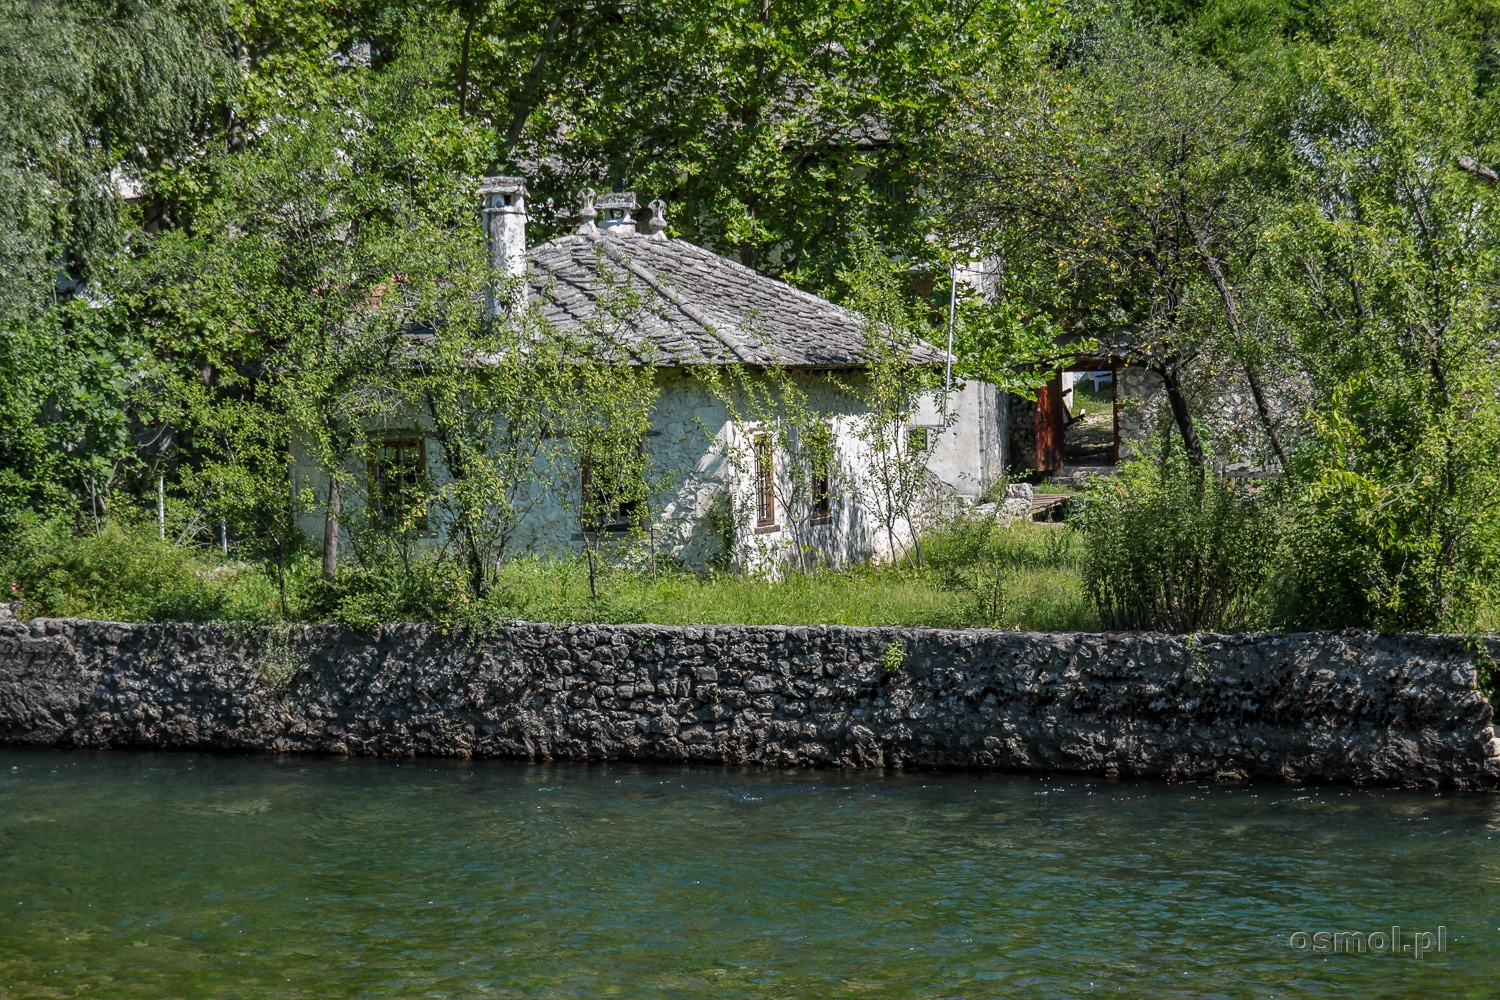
[0,749,1496,999]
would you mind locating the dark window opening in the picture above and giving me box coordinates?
[368,437,428,530]
[908,426,930,454]
[811,471,832,520]
[581,457,643,532]
[809,424,833,522]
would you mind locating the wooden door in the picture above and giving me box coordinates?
[1035,373,1066,472]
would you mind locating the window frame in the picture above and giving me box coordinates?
[809,423,834,523]
[580,452,644,533]
[367,436,429,531]
[753,433,778,531]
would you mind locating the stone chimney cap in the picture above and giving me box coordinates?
[647,198,668,239]
[479,175,528,196]
[576,188,598,234]
[597,191,639,235]
[596,191,639,211]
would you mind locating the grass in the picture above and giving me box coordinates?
[3,518,1098,631]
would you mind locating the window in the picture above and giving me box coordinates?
[811,469,832,520]
[369,437,428,530]
[809,423,833,522]
[754,434,776,529]
[908,426,930,454]
[581,455,643,532]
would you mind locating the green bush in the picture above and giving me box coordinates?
[1266,475,1380,631]
[1,516,278,623]
[1071,460,1279,633]
[301,548,478,628]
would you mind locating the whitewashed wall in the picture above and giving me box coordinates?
[293,365,1003,574]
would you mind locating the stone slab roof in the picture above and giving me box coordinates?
[526,232,945,367]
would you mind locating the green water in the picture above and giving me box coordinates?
[1,749,1498,999]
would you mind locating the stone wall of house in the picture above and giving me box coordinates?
[3,618,1496,787]
[1115,365,1293,471]
[1007,392,1038,473]
[920,379,1009,497]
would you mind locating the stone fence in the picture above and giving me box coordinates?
[2,618,1497,787]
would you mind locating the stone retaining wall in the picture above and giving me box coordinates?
[2,618,1497,787]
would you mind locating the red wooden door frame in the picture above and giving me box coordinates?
[1034,372,1065,472]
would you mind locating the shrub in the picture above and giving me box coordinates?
[1,516,277,623]
[1265,474,1380,631]
[1071,460,1279,633]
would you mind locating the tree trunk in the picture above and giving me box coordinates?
[321,477,341,576]
[1242,367,1287,469]
[499,12,566,162]
[457,5,478,118]
[585,538,600,600]
[1157,363,1205,469]
[463,524,487,599]
[1190,232,1289,468]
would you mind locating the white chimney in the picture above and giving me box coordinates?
[596,191,639,235]
[480,175,527,315]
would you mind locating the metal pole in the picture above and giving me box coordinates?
[157,476,165,540]
[944,262,957,417]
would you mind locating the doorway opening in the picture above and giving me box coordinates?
[1025,360,1119,479]
[1061,368,1117,467]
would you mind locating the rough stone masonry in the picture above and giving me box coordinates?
[2,617,1498,787]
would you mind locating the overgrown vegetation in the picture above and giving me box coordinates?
[5,0,1500,636]
[1,515,1095,631]
[1072,459,1279,633]
[936,0,1500,635]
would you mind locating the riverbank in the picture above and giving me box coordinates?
[3,618,1497,787]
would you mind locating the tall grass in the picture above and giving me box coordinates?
[2,516,1096,631]
[924,518,1096,630]
[2,517,280,623]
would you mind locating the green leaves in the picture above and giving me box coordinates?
[1264,0,1500,629]
[1073,458,1281,633]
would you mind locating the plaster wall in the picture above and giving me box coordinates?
[293,366,1004,572]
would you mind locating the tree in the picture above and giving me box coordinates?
[397,0,1062,288]
[407,293,577,600]
[114,34,486,604]
[938,13,1295,470]
[839,238,949,566]
[562,358,661,600]
[1265,0,1500,629]
[0,0,230,526]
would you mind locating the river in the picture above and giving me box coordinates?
[1,747,1495,998]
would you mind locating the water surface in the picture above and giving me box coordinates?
[1,748,1497,998]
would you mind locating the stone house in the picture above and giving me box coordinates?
[294,176,1010,571]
